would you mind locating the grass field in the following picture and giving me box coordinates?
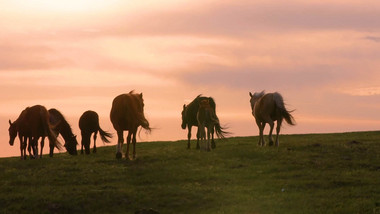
[0,131,379,214]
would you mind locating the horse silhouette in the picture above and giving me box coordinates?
[110,91,151,160]
[79,110,112,155]
[8,105,62,159]
[181,95,228,149]
[48,108,78,155]
[197,99,223,151]
[249,91,295,146]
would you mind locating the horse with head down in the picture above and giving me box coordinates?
[249,91,296,147]
[110,91,151,160]
[49,108,78,155]
[8,105,62,159]
[181,95,228,150]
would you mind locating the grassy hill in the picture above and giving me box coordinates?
[0,131,379,214]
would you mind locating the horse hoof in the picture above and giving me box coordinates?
[269,141,274,146]
[116,152,122,159]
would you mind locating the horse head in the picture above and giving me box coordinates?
[8,120,17,146]
[249,91,265,111]
[65,135,78,155]
[181,104,187,129]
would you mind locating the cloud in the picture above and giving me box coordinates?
[365,36,380,43]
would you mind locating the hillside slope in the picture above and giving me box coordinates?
[0,131,379,214]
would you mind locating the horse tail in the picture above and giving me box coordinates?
[139,116,152,133]
[98,127,112,143]
[274,93,296,126]
[211,110,230,139]
[42,109,63,151]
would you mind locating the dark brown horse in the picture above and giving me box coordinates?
[49,108,78,155]
[8,105,62,159]
[249,91,295,146]
[79,110,112,155]
[181,95,228,149]
[110,91,151,160]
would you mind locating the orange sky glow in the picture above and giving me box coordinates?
[1,0,380,157]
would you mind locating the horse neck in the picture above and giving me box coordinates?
[58,121,75,140]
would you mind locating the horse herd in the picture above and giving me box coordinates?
[8,90,295,160]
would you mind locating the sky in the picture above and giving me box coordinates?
[1,0,380,157]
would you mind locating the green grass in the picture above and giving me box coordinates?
[0,131,379,214]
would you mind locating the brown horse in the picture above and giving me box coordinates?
[110,91,151,160]
[49,108,78,155]
[249,91,295,146]
[181,95,228,149]
[8,108,30,159]
[79,110,112,155]
[8,105,62,159]
[197,99,222,151]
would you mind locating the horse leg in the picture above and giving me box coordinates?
[126,131,132,160]
[207,126,211,152]
[31,137,38,159]
[84,133,91,155]
[211,126,216,149]
[93,131,98,153]
[81,131,85,155]
[116,130,124,159]
[196,126,201,150]
[132,128,138,159]
[40,137,45,159]
[48,136,55,157]
[268,120,275,146]
[275,119,283,147]
[187,126,192,149]
[27,137,33,158]
[20,136,26,160]
[256,120,265,146]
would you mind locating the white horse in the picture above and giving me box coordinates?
[249,91,295,146]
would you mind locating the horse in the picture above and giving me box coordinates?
[79,110,112,155]
[181,95,228,149]
[8,105,62,159]
[110,91,151,160]
[197,99,222,151]
[249,91,296,147]
[8,108,30,159]
[48,108,78,155]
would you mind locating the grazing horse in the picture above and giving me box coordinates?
[8,108,30,159]
[249,91,295,147]
[8,105,62,159]
[110,91,151,160]
[49,108,78,155]
[181,95,228,149]
[79,110,112,155]
[197,99,222,151]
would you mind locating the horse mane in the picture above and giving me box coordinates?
[256,90,265,98]
[127,92,151,132]
[49,108,75,138]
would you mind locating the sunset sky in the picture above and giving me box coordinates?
[1,0,380,157]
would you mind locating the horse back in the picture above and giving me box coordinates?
[110,93,149,131]
[186,96,216,127]
[255,93,285,121]
[19,105,49,137]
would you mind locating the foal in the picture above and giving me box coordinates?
[197,99,219,151]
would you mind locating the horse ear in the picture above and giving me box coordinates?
[183,104,186,109]
[249,92,253,97]
[9,119,12,125]
[140,93,143,98]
